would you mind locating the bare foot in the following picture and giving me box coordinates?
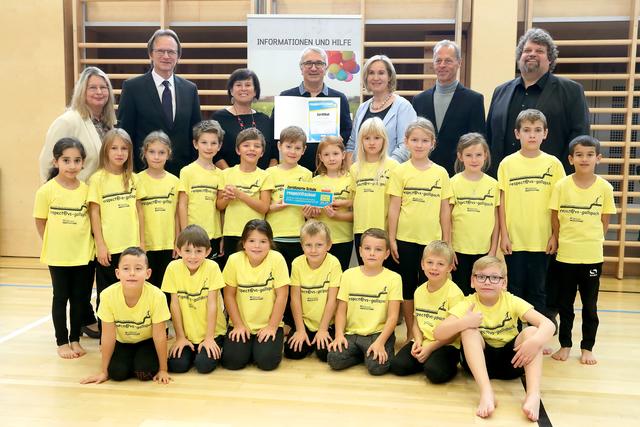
[476,390,496,418]
[522,393,541,422]
[70,341,86,357]
[543,346,553,356]
[551,347,570,361]
[57,344,78,359]
[580,349,597,365]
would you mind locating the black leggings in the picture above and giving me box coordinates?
[275,240,303,327]
[221,328,284,371]
[168,336,225,374]
[109,338,159,381]
[395,240,426,299]
[390,342,459,383]
[329,241,354,271]
[451,253,485,296]
[556,262,602,351]
[48,264,93,346]
[146,249,173,307]
[95,253,121,332]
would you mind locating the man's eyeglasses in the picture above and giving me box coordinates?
[473,274,504,284]
[153,49,178,57]
[301,61,326,69]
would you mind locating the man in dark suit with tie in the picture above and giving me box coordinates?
[486,28,590,175]
[412,40,486,176]
[118,29,202,175]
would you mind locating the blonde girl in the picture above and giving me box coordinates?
[387,117,452,342]
[88,128,145,312]
[34,138,94,359]
[138,131,180,289]
[450,133,499,295]
[349,117,398,265]
[308,136,354,270]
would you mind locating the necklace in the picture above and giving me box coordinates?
[233,105,256,130]
[370,92,393,112]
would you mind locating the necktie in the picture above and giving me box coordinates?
[161,80,173,123]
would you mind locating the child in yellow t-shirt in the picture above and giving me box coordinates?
[162,225,226,374]
[88,129,145,313]
[221,219,289,371]
[390,241,463,383]
[349,117,398,266]
[387,118,452,341]
[35,138,94,359]
[286,220,342,362]
[266,126,312,271]
[434,256,554,421]
[217,128,274,267]
[549,136,616,365]
[81,247,171,385]
[307,136,354,270]
[497,109,565,313]
[177,120,224,260]
[327,228,402,375]
[450,133,499,295]
[138,131,179,289]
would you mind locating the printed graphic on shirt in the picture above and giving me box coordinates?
[559,196,603,223]
[237,180,262,196]
[114,310,152,337]
[403,180,442,202]
[355,168,393,193]
[49,203,88,225]
[140,188,176,211]
[508,166,554,191]
[415,301,447,322]
[300,273,332,303]
[237,272,275,302]
[348,286,390,310]
[176,278,211,309]
[456,188,495,213]
[191,184,218,198]
[479,311,514,336]
[103,186,136,205]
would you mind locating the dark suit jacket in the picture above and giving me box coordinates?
[412,83,486,176]
[118,72,202,175]
[486,73,590,176]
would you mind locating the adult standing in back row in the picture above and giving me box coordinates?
[412,40,485,176]
[118,29,202,175]
[273,47,353,172]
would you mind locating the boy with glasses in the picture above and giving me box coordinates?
[434,256,554,422]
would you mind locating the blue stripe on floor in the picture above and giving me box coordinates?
[0,283,51,288]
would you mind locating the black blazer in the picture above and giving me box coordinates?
[118,72,202,175]
[412,83,485,176]
[486,73,590,175]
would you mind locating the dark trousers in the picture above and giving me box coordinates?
[284,325,334,362]
[147,249,174,288]
[504,251,549,313]
[48,264,93,346]
[168,336,225,373]
[395,240,426,299]
[109,338,159,381]
[221,328,284,371]
[556,262,602,351]
[390,342,459,384]
[327,332,395,375]
[452,253,484,296]
[354,233,397,270]
[209,237,222,260]
[219,236,241,271]
[82,261,97,326]
[95,253,121,332]
[461,338,524,380]
[329,241,354,271]
[275,240,303,327]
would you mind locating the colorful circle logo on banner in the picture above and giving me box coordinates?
[326,50,360,82]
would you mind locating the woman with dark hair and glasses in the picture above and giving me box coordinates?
[211,68,278,170]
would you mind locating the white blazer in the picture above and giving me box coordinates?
[39,109,103,182]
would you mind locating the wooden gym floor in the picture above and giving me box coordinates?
[1,257,639,427]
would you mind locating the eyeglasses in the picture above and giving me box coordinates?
[153,49,178,57]
[87,85,109,92]
[473,274,504,284]
[301,61,326,69]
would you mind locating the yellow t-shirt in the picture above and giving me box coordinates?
[161,259,226,342]
[497,152,565,251]
[337,267,403,336]
[138,170,179,251]
[290,253,342,331]
[178,162,222,239]
[448,292,532,348]
[312,173,354,243]
[387,162,452,244]
[33,179,94,266]
[450,173,500,254]
[266,164,313,237]
[550,175,616,264]
[223,250,289,334]
[220,166,274,237]
[414,279,464,348]
[87,169,145,254]
[350,158,398,233]
[97,282,170,344]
